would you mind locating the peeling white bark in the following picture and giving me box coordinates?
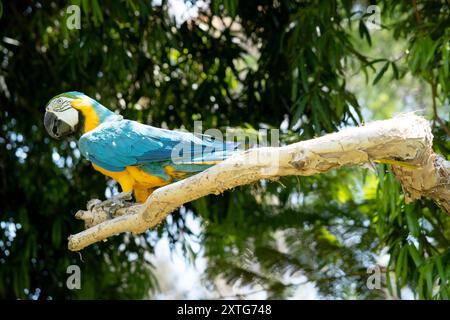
[68,114,450,251]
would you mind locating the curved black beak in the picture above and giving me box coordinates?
[44,111,73,139]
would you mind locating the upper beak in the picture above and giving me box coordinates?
[44,111,60,139]
[44,111,74,140]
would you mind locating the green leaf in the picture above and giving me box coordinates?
[291,69,299,102]
[443,40,449,78]
[358,20,372,46]
[192,197,209,217]
[211,0,220,13]
[407,244,422,267]
[424,263,434,298]
[418,270,424,299]
[391,62,399,79]
[401,247,409,288]
[423,38,439,67]
[298,55,309,91]
[81,0,90,14]
[436,257,449,299]
[313,93,333,132]
[395,247,406,294]
[291,96,308,127]
[372,62,390,85]
[386,270,394,296]
[405,205,419,238]
[224,0,237,17]
[365,58,388,71]
[92,0,104,24]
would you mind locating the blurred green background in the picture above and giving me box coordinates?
[0,0,448,299]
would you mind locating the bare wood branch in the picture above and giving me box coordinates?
[68,114,450,251]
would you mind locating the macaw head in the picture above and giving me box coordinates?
[44,92,82,139]
[44,91,115,139]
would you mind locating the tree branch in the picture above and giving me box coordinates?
[68,114,450,251]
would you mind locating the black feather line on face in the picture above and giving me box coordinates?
[46,97,72,112]
[51,98,72,112]
[76,111,85,136]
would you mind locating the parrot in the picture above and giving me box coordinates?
[44,91,239,203]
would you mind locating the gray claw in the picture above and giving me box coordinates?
[87,199,102,211]
[112,191,133,202]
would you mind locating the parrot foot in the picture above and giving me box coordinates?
[75,192,138,228]
[101,191,135,208]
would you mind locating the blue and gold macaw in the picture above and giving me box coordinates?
[44,91,238,203]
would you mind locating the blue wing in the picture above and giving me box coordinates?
[78,119,238,172]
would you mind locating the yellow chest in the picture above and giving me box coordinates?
[91,164,170,190]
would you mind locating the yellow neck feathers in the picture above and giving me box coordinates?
[71,99,100,133]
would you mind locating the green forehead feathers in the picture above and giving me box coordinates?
[48,97,73,112]
[46,92,82,108]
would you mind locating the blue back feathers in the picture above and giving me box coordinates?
[79,119,239,175]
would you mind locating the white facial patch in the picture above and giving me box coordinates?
[56,107,79,129]
[47,97,79,129]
